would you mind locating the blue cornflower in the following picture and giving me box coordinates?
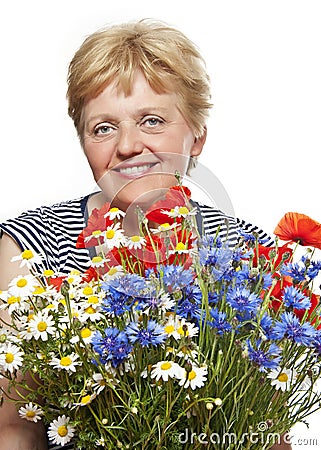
[208,308,232,335]
[92,328,132,367]
[158,265,195,292]
[271,312,316,346]
[282,286,311,310]
[199,239,233,281]
[260,313,274,339]
[102,273,147,297]
[238,229,270,245]
[313,330,321,355]
[102,285,133,316]
[177,298,201,320]
[307,260,321,280]
[280,262,306,283]
[226,286,261,314]
[246,339,281,372]
[126,320,166,347]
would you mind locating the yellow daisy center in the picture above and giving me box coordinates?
[80,395,91,405]
[8,296,20,305]
[33,287,45,295]
[92,256,103,264]
[175,242,186,251]
[277,372,289,382]
[164,325,175,334]
[178,206,189,215]
[177,326,189,336]
[107,267,118,276]
[80,328,92,339]
[43,269,54,277]
[16,278,28,288]
[57,425,68,437]
[160,223,171,230]
[21,249,34,260]
[106,229,115,240]
[130,235,141,242]
[83,286,93,296]
[60,356,72,367]
[188,370,197,380]
[5,353,14,364]
[160,362,172,371]
[85,306,96,314]
[88,295,99,304]
[110,207,119,213]
[26,410,36,418]
[37,322,47,332]
[92,230,102,236]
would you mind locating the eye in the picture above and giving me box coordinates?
[141,116,165,129]
[93,122,116,136]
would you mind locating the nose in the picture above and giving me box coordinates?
[116,122,145,158]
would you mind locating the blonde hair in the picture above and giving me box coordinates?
[67,19,212,142]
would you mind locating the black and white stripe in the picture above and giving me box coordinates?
[0,196,272,450]
[0,196,273,277]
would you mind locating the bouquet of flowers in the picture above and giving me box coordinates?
[1,185,321,449]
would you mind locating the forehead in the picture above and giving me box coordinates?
[83,72,179,117]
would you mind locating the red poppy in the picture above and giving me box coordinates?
[252,243,293,269]
[274,212,321,250]
[145,185,191,225]
[76,202,113,248]
[49,276,67,292]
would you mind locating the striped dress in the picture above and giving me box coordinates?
[0,195,273,450]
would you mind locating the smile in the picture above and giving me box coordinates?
[114,163,158,178]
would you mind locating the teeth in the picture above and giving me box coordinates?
[119,164,153,175]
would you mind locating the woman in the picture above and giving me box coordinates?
[0,19,290,449]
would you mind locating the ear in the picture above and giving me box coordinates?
[191,126,207,157]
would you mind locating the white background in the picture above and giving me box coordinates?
[1,1,320,447]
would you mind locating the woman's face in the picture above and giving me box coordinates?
[83,71,206,211]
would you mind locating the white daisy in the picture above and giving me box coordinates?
[84,229,105,244]
[151,222,178,234]
[103,223,125,249]
[47,415,75,446]
[70,326,94,345]
[91,255,109,268]
[267,367,297,392]
[18,402,43,422]
[0,293,29,315]
[49,353,81,372]
[78,304,104,323]
[163,315,198,340]
[28,311,56,341]
[178,364,208,390]
[168,241,190,255]
[126,235,146,250]
[0,343,24,373]
[150,361,184,382]
[8,274,39,298]
[104,207,126,220]
[102,265,124,280]
[73,393,96,407]
[11,249,43,269]
[163,205,197,219]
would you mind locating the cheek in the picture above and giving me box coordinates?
[84,143,111,173]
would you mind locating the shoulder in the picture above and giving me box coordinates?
[196,203,274,247]
[0,196,90,274]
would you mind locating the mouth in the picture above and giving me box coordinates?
[113,162,159,178]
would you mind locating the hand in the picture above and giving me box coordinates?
[0,422,48,450]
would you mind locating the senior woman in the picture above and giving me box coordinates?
[0,19,290,450]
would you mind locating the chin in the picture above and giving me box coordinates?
[111,174,178,211]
